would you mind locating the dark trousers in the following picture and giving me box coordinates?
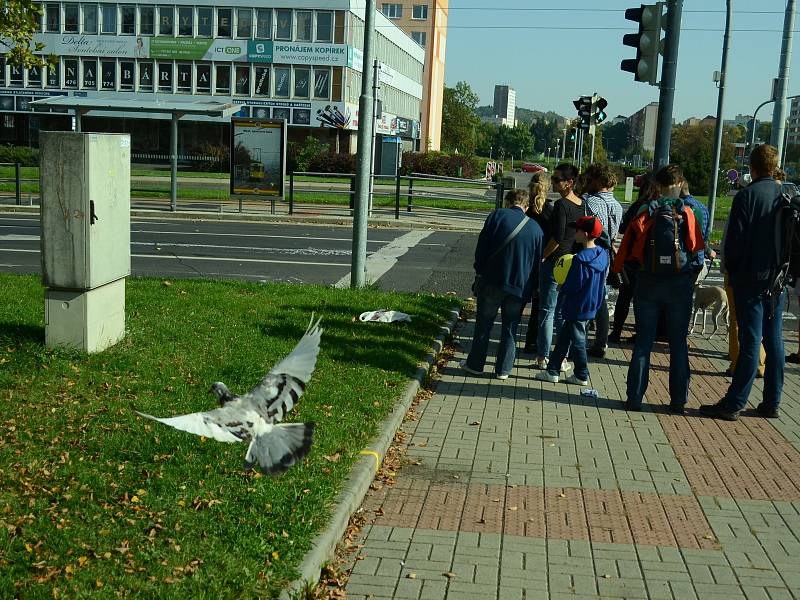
[547,319,589,381]
[523,296,540,350]
[612,270,636,334]
[592,288,609,350]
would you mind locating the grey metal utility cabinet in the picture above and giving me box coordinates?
[40,132,131,353]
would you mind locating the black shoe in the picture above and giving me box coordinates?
[588,346,607,359]
[668,404,686,415]
[787,353,800,364]
[608,330,622,344]
[755,403,779,418]
[624,401,642,412]
[699,402,740,421]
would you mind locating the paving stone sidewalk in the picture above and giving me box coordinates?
[341,315,800,600]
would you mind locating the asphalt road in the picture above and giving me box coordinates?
[0,213,478,295]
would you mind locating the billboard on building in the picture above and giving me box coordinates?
[230,119,286,196]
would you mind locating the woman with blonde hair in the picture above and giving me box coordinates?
[521,171,555,353]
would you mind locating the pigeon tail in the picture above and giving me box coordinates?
[244,422,315,475]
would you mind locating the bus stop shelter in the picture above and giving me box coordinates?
[29,97,239,211]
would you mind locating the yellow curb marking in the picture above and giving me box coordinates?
[359,450,382,473]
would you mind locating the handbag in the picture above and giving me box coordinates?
[472,215,531,294]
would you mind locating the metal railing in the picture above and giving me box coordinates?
[0,163,38,206]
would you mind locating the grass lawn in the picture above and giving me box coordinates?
[0,274,460,598]
[0,166,228,181]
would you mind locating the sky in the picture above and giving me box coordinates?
[443,1,800,123]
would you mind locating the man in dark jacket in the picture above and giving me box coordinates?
[700,145,786,420]
[462,189,544,379]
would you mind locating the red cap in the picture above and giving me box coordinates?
[571,216,604,238]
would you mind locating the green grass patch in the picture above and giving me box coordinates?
[0,166,228,181]
[0,274,460,598]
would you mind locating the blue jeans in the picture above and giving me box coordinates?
[465,283,524,376]
[626,273,694,408]
[536,257,564,358]
[723,286,785,411]
[547,319,589,381]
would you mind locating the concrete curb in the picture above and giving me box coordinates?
[0,206,482,232]
[279,308,461,600]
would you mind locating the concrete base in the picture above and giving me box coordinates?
[45,278,126,353]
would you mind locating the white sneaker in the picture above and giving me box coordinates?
[459,360,483,375]
[565,374,589,386]
[561,361,573,372]
[535,371,559,383]
[496,373,509,380]
[534,358,548,369]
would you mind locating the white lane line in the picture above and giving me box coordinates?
[0,234,39,241]
[0,248,349,267]
[335,230,433,288]
[134,241,353,257]
[129,228,385,244]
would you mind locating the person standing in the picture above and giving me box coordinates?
[522,171,555,354]
[612,164,705,414]
[535,216,608,385]
[582,163,623,358]
[535,163,584,369]
[700,145,786,420]
[461,189,543,380]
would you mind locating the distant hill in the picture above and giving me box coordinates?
[476,105,567,126]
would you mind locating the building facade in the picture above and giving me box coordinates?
[380,0,447,151]
[626,101,658,154]
[492,84,515,127]
[0,0,425,159]
[787,97,800,147]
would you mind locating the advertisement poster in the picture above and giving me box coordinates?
[230,119,286,196]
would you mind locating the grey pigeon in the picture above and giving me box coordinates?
[135,316,322,475]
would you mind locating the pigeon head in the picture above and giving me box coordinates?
[210,382,235,405]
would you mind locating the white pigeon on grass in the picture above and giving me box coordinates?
[135,316,322,475]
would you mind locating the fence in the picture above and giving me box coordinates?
[0,163,37,206]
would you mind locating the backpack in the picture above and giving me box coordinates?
[774,192,800,291]
[640,199,693,275]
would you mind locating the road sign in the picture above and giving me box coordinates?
[727,169,739,183]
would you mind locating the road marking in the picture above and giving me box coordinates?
[335,230,433,288]
[129,228,385,244]
[0,234,39,241]
[136,241,353,257]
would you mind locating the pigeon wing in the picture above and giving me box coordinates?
[246,316,323,423]
[134,403,252,443]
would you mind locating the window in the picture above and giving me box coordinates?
[140,6,155,35]
[120,61,134,90]
[9,65,23,86]
[158,62,173,91]
[159,6,174,35]
[331,66,342,101]
[334,10,344,42]
[0,57,4,86]
[273,66,289,97]
[64,4,79,32]
[381,4,402,19]
[64,59,79,88]
[46,62,60,88]
[234,65,250,95]
[315,11,332,42]
[253,66,269,96]
[196,63,211,93]
[178,7,193,35]
[217,9,232,38]
[82,58,97,88]
[275,9,292,40]
[28,64,42,87]
[295,11,312,41]
[120,5,135,34]
[411,31,426,47]
[197,8,212,37]
[412,4,428,19]
[101,4,117,34]
[45,4,60,32]
[236,9,252,38]
[293,68,309,98]
[139,61,154,91]
[215,64,230,94]
[256,9,271,38]
[177,63,192,92]
[313,68,330,99]
[83,4,98,33]
[101,60,116,89]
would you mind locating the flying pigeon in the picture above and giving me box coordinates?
[135,316,322,475]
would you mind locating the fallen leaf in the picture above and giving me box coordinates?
[508,506,518,511]
[469,421,481,426]
[407,573,417,579]
[443,572,456,579]
[324,453,341,463]
[78,556,88,567]
[271,551,280,561]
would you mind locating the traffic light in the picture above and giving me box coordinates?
[573,95,592,131]
[620,2,665,86]
[592,96,608,126]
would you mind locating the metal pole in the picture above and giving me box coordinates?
[351,0,377,288]
[562,128,567,159]
[750,99,775,153]
[288,171,294,215]
[394,172,401,219]
[74,110,82,132]
[369,59,380,217]
[572,129,577,162]
[589,130,595,165]
[15,162,21,206]
[653,0,684,170]
[707,0,732,231]
[170,113,178,212]
[782,119,790,166]
[770,0,796,163]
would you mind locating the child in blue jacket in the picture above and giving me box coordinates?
[535,216,609,385]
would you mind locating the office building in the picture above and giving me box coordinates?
[787,97,800,147]
[492,84,515,127]
[626,102,659,153]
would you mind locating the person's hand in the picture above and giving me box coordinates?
[708,249,717,260]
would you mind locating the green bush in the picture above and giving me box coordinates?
[0,145,39,166]
[307,152,357,174]
[400,151,475,178]
[294,136,329,172]
[195,142,229,172]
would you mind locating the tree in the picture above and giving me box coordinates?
[603,121,630,158]
[1,0,55,68]
[670,124,736,194]
[441,81,480,155]
[529,118,561,154]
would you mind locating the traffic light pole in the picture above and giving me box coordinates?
[653,0,684,170]
[769,0,796,163]
[707,0,732,232]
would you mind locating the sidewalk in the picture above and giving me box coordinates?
[341,316,800,600]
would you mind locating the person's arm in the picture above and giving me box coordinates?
[473,211,497,273]
[723,191,749,273]
[550,203,570,255]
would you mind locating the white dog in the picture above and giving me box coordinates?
[690,285,729,338]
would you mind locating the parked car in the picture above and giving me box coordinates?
[521,162,547,173]
[782,182,799,198]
